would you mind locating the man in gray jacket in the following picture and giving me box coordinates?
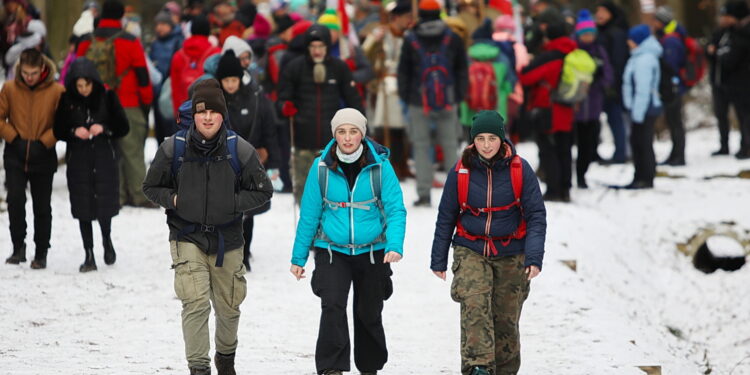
[143,79,273,375]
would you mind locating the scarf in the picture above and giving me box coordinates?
[336,144,363,164]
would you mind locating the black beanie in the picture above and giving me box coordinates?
[191,15,211,36]
[545,21,568,40]
[216,50,245,81]
[101,0,125,20]
[192,79,228,120]
[722,0,750,20]
[274,14,295,34]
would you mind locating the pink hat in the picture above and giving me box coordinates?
[493,15,515,32]
[252,14,272,39]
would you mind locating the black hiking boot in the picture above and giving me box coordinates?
[214,352,236,375]
[322,371,343,375]
[413,196,431,207]
[624,180,653,190]
[189,366,211,375]
[30,248,47,269]
[712,147,729,156]
[103,236,116,265]
[361,371,378,375]
[79,247,97,273]
[6,243,26,264]
[469,366,492,375]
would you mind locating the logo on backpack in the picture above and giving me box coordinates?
[552,49,597,105]
[407,31,454,114]
[85,31,128,89]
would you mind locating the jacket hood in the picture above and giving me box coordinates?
[183,35,213,59]
[544,36,577,54]
[202,53,221,77]
[736,15,750,37]
[64,57,103,89]
[468,42,500,61]
[320,137,391,168]
[632,35,663,58]
[415,19,447,38]
[305,25,332,49]
[14,54,57,89]
[222,35,254,60]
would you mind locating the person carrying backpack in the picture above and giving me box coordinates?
[574,10,613,188]
[169,15,221,117]
[75,0,154,208]
[430,110,546,375]
[520,22,577,202]
[397,0,468,207]
[622,25,663,189]
[290,108,406,375]
[653,6,691,166]
[143,79,272,375]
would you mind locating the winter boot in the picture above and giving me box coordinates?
[214,352,236,375]
[79,247,97,273]
[469,366,492,375]
[361,372,378,375]
[5,243,26,264]
[30,248,47,269]
[189,366,211,375]
[103,236,116,265]
[322,371,343,375]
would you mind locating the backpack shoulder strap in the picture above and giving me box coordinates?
[509,155,523,202]
[171,129,188,176]
[225,130,241,177]
[370,164,382,200]
[455,160,470,210]
[317,159,329,199]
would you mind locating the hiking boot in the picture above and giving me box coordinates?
[469,366,492,375]
[577,178,588,189]
[413,197,431,207]
[361,372,378,375]
[712,147,729,156]
[189,366,211,375]
[6,243,26,264]
[103,236,116,265]
[736,149,750,160]
[214,352,236,375]
[624,180,653,190]
[30,248,47,269]
[79,247,97,273]
[543,191,564,202]
[322,371,343,375]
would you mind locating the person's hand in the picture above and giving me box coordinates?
[267,169,283,191]
[89,124,104,137]
[433,271,446,280]
[525,265,541,281]
[373,26,385,42]
[257,147,269,164]
[707,44,716,55]
[290,265,305,280]
[282,101,298,117]
[173,194,177,208]
[383,251,402,263]
[74,127,90,140]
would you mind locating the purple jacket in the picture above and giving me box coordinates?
[575,41,614,122]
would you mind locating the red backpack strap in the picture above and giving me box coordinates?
[455,160,470,211]
[509,155,523,202]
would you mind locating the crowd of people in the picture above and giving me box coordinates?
[1,0,749,374]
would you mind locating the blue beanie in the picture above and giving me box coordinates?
[628,24,651,45]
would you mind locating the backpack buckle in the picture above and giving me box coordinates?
[200,224,215,233]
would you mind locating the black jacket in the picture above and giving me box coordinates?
[225,79,281,169]
[718,17,750,96]
[277,25,363,150]
[142,125,273,254]
[596,8,630,98]
[54,58,129,220]
[397,20,468,107]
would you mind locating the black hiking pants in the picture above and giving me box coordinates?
[311,249,393,374]
[4,151,55,251]
[630,115,657,185]
[575,120,599,185]
[537,131,572,198]
[664,95,685,163]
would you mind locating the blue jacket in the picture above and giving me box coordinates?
[623,36,663,124]
[658,21,687,93]
[430,142,547,272]
[291,138,407,267]
[149,27,183,81]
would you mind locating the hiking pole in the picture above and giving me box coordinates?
[289,115,298,229]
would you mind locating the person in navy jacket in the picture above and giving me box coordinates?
[290,108,406,375]
[431,110,546,375]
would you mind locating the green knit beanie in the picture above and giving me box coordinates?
[470,110,505,140]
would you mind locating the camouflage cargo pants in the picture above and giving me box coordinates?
[292,149,317,205]
[450,246,530,375]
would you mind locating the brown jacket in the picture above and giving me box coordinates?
[0,56,65,148]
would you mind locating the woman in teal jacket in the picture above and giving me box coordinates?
[290,108,406,375]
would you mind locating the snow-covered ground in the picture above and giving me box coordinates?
[1,126,749,375]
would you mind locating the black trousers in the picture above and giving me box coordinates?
[5,164,54,250]
[713,87,731,151]
[79,217,112,249]
[630,116,657,184]
[664,95,685,162]
[575,120,599,184]
[277,122,292,191]
[537,131,573,197]
[311,249,393,374]
[726,92,750,154]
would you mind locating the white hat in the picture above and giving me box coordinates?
[222,36,254,60]
[331,108,367,136]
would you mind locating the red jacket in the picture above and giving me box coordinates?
[76,19,153,108]
[520,37,577,133]
[169,35,221,115]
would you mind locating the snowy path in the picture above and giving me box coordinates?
[1,128,749,375]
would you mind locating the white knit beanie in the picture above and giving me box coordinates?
[331,108,367,136]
